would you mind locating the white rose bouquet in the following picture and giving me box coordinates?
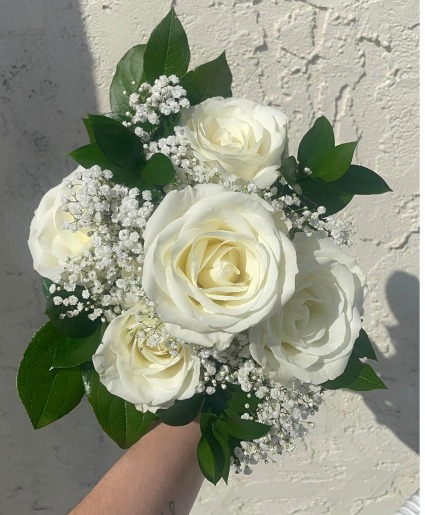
[18,9,390,484]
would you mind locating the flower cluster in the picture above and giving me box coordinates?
[93,301,201,413]
[50,166,154,322]
[24,14,389,485]
[233,381,321,475]
[27,86,366,477]
[145,127,216,185]
[123,74,189,135]
[192,335,322,474]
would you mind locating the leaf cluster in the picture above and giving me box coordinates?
[156,383,270,485]
[69,8,232,192]
[198,385,269,485]
[280,116,392,215]
[18,281,155,448]
[157,383,270,484]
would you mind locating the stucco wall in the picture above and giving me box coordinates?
[0,0,419,514]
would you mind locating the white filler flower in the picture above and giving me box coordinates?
[142,184,297,349]
[180,97,288,188]
[93,304,200,413]
[250,231,367,384]
[28,166,92,280]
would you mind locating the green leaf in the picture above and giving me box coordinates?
[297,116,335,171]
[41,277,54,300]
[82,117,96,143]
[200,410,216,433]
[197,433,225,485]
[157,394,204,426]
[45,288,100,339]
[202,389,227,416]
[299,178,353,215]
[52,325,103,369]
[225,384,261,415]
[88,114,145,179]
[151,112,182,140]
[68,143,119,172]
[181,52,232,105]
[82,368,156,448]
[110,44,146,114]
[322,356,387,391]
[17,323,85,429]
[69,138,153,190]
[141,153,176,185]
[212,426,231,484]
[215,418,271,441]
[352,329,378,361]
[280,155,299,189]
[313,141,357,182]
[332,165,392,195]
[144,8,190,82]
[321,329,385,391]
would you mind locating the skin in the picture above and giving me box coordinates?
[70,421,204,515]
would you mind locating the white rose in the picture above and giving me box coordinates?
[180,97,288,188]
[142,184,297,349]
[249,231,367,384]
[92,304,200,413]
[28,166,92,280]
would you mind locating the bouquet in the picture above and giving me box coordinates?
[18,9,390,484]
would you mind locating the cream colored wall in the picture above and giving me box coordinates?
[0,0,418,513]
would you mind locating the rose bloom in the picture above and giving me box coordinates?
[142,184,297,349]
[28,166,92,280]
[92,304,200,413]
[249,231,367,384]
[180,97,288,188]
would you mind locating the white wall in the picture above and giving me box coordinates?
[0,0,418,513]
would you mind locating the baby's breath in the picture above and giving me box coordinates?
[192,334,322,475]
[58,166,154,321]
[122,74,189,133]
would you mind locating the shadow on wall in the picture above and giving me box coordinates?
[0,0,99,317]
[363,271,419,454]
[0,3,124,514]
[0,2,96,375]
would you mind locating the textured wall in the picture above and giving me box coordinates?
[0,0,419,514]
